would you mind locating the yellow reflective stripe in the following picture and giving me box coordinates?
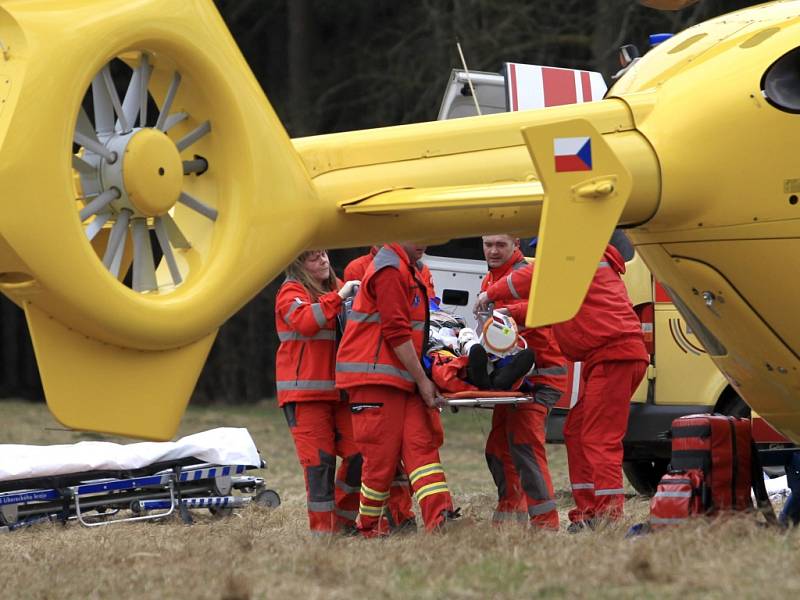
[409,463,443,485]
[415,481,449,504]
[361,483,390,501]
[358,502,384,517]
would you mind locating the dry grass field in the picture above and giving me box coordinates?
[1,399,799,599]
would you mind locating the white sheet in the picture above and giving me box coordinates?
[0,428,261,483]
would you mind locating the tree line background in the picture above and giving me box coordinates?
[0,0,760,404]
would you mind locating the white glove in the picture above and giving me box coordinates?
[338,280,361,300]
[458,327,480,355]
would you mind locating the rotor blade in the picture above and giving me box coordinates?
[119,62,142,130]
[102,209,131,272]
[156,71,181,131]
[182,157,208,175]
[91,72,114,134]
[154,216,183,286]
[162,111,188,133]
[72,155,96,175]
[101,64,130,133]
[138,53,150,126]
[176,121,211,152]
[79,188,120,222]
[161,213,191,248]
[131,218,158,292]
[85,211,112,242]
[178,192,218,221]
[76,107,99,144]
[109,227,128,279]
[74,131,116,163]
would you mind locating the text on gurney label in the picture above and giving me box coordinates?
[0,489,60,505]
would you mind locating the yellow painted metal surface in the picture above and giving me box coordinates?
[521,120,649,327]
[1,0,800,441]
[122,129,183,216]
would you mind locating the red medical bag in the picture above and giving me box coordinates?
[649,469,707,527]
[669,414,753,512]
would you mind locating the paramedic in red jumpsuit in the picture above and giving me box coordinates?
[275,250,363,534]
[479,235,566,530]
[337,242,456,536]
[343,246,427,531]
[478,243,648,524]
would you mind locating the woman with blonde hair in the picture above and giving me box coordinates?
[274,249,361,534]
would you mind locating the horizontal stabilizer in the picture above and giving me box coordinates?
[521,119,632,328]
[339,181,544,215]
[25,303,216,440]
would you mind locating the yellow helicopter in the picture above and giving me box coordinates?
[0,0,797,442]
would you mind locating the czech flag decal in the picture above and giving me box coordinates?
[553,136,592,172]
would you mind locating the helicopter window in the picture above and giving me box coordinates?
[740,27,779,49]
[762,46,800,113]
[667,33,707,55]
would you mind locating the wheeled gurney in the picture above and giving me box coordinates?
[0,428,280,531]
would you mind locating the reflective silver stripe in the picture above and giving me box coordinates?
[335,508,358,521]
[276,380,337,391]
[411,320,426,330]
[598,261,610,267]
[641,323,653,332]
[374,246,401,270]
[528,500,557,516]
[492,510,528,523]
[654,490,692,498]
[311,303,326,327]
[531,366,568,376]
[336,362,414,382]
[571,483,595,490]
[308,500,335,512]
[595,488,625,496]
[506,274,522,299]
[283,299,304,323]
[335,479,360,495]
[349,311,381,323]
[650,517,687,525]
[278,330,336,342]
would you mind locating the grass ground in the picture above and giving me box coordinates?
[1,399,799,599]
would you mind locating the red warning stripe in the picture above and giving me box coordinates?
[542,67,577,106]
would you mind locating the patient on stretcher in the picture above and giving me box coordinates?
[425,309,534,393]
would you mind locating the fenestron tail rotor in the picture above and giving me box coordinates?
[72,52,217,293]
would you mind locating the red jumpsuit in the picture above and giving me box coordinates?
[343,248,417,530]
[485,245,648,522]
[337,243,454,535]
[275,279,361,534]
[481,249,566,529]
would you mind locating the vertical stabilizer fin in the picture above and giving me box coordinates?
[25,303,216,440]
[521,119,633,328]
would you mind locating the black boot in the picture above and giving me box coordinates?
[467,345,491,389]
[490,349,535,390]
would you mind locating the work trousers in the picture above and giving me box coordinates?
[564,359,647,522]
[283,400,362,534]
[485,386,560,530]
[349,385,453,536]
[387,467,416,529]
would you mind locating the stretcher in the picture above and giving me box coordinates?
[0,428,280,532]
[440,390,535,409]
